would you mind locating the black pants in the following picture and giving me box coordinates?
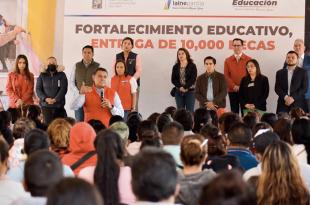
[42,107,67,125]
[228,92,241,115]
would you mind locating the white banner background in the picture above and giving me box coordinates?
[63,0,305,117]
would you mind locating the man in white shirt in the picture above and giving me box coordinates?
[70,67,124,127]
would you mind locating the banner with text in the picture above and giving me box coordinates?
[63,0,305,116]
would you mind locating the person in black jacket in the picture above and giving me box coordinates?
[36,57,68,125]
[171,48,197,112]
[275,51,308,113]
[239,59,269,113]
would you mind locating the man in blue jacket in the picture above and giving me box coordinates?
[293,39,310,112]
[36,57,68,125]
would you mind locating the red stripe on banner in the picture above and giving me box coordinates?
[64,14,304,19]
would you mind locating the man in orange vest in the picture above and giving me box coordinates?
[70,67,124,127]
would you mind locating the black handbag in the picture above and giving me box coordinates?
[170,87,176,97]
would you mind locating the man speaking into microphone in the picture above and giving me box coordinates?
[70,67,124,127]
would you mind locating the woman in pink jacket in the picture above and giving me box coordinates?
[6,54,34,109]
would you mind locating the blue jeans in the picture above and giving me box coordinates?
[175,90,195,112]
[74,107,84,122]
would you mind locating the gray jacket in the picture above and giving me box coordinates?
[176,169,216,205]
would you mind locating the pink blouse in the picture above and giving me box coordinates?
[78,166,136,204]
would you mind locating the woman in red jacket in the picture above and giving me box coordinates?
[111,60,137,121]
[6,54,34,110]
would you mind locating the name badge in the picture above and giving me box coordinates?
[121,80,128,83]
[248,82,254,87]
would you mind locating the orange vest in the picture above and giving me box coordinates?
[83,86,115,127]
[111,75,132,110]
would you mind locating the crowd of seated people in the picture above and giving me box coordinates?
[1,104,310,205]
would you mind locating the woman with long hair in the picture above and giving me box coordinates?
[257,141,309,205]
[201,124,242,172]
[78,129,135,205]
[171,48,197,112]
[6,54,34,110]
[111,59,137,121]
[239,59,269,113]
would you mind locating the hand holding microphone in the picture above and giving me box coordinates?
[100,90,112,109]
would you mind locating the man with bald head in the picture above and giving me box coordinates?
[293,39,310,112]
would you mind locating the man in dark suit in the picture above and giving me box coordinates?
[293,39,310,112]
[195,56,227,111]
[275,50,308,113]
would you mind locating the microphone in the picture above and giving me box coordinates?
[100,90,104,103]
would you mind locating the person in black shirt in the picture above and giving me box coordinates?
[239,59,269,113]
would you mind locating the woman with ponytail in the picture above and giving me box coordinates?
[176,134,216,205]
[201,124,242,172]
[78,129,135,205]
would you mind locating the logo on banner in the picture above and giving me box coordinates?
[164,0,205,10]
[92,0,105,9]
[232,0,278,11]
[164,0,173,9]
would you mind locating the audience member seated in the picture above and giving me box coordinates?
[11,150,63,205]
[147,112,160,125]
[131,148,178,204]
[227,122,258,171]
[256,141,310,205]
[127,120,158,155]
[243,111,260,130]
[164,106,177,117]
[192,108,211,133]
[62,122,97,175]
[108,115,124,126]
[126,111,142,142]
[176,134,216,205]
[156,112,173,133]
[0,138,28,205]
[162,121,184,168]
[9,118,35,169]
[47,178,103,205]
[0,111,13,146]
[110,121,130,148]
[260,112,278,128]
[252,122,273,137]
[292,118,310,164]
[199,170,256,205]
[274,118,307,163]
[26,105,47,130]
[245,131,310,190]
[47,118,71,158]
[140,136,162,150]
[208,110,219,127]
[200,123,220,139]
[78,129,136,204]
[7,129,73,182]
[64,117,76,126]
[289,107,307,120]
[202,124,242,172]
[243,131,280,181]
[173,108,194,135]
[7,108,21,124]
[88,119,106,133]
[218,112,241,135]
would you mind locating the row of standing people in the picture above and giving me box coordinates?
[5,37,310,127]
[172,38,310,115]
[5,37,141,126]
